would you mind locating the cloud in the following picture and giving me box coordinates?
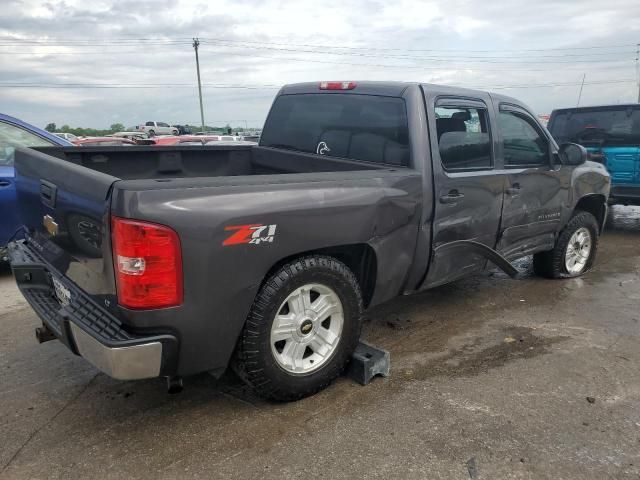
[0,0,639,128]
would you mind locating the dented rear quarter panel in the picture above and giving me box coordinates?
[111,170,423,375]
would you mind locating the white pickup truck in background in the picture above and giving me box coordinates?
[135,121,178,136]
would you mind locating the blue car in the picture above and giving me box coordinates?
[548,105,640,206]
[0,114,72,260]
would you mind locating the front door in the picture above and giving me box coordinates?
[496,105,569,259]
[422,96,505,289]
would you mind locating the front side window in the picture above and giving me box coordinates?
[261,94,410,166]
[435,106,492,171]
[499,111,548,167]
[158,122,169,127]
[0,121,54,166]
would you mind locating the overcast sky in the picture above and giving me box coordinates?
[1,0,639,129]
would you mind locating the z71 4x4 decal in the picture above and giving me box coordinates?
[223,224,277,246]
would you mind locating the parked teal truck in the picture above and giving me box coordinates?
[548,105,640,206]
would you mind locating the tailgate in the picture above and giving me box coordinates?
[13,147,119,298]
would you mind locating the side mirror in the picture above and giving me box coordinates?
[558,142,588,166]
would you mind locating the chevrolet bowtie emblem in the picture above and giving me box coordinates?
[43,215,59,236]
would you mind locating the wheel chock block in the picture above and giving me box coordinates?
[347,341,390,385]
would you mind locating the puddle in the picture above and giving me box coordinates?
[605,205,640,235]
[400,326,567,381]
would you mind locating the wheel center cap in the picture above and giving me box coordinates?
[299,319,313,335]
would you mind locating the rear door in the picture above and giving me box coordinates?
[422,95,505,288]
[0,120,59,247]
[496,104,569,259]
[157,122,171,134]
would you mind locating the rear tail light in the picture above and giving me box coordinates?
[319,81,357,90]
[111,216,183,309]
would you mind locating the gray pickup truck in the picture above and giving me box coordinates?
[9,81,610,401]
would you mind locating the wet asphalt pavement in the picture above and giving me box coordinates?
[1,206,640,480]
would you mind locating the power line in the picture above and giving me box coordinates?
[0,39,635,62]
[0,35,635,53]
[195,49,636,71]
[198,40,636,61]
[2,49,633,67]
[197,37,639,53]
[2,50,613,73]
[0,79,635,90]
[0,82,280,89]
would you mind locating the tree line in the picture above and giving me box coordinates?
[44,122,247,136]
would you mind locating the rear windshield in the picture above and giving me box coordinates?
[549,107,640,147]
[260,93,410,166]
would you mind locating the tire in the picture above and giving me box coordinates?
[533,211,599,278]
[171,129,179,136]
[148,129,155,137]
[234,255,363,402]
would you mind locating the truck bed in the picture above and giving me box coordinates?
[37,144,386,180]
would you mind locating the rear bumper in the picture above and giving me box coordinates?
[70,324,163,380]
[609,185,640,206]
[8,240,178,380]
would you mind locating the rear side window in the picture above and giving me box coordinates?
[261,94,410,166]
[549,107,640,147]
[435,106,492,171]
[145,122,154,126]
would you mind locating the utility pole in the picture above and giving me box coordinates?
[193,37,206,133]
[576,73,586,108]
[636,43,640,103]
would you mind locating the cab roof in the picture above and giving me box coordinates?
[278,81,529,110]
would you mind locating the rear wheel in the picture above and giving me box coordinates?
[234,255,363,401]
[148,129,155,137]
[533,211,599,278]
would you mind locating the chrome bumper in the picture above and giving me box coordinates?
[10,239,179,381]
[70,324,163,380]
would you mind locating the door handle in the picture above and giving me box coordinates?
[40,181,57,208]
[0,180,10,187]
[439,190,465,204]
[506,184,521,195]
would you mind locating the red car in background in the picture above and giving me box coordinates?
[149,135,221,146]
[73,137,138,146]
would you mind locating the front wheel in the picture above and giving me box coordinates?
[234,256,363,401]
[533,211,599,278]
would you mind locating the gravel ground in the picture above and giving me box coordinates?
[1,205,639,480]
